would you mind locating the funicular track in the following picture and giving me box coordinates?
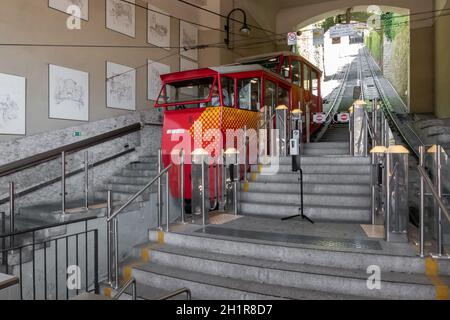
[360,47,422,159]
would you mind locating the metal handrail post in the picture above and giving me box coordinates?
[364,109,369,157]
[380,111,385,147]
[9,182,15,236]
[244,126,248,183]
[107,190,113,285]
[157,149,162,230]
[371,152,376,225]
[349,112,354,155]
[113,217,119,289]
[385,152,391,242]
[84,151,89,209]
[180,150,185,224]
[234,180,238,216]
[165,171,170,233]
[201,159,206,230]
[436,145,443,256]
[419,146,425,258]
[306,104,311,144]
[1,212,6,266]
[61,151,66,214]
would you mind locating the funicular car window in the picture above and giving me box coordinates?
[312,71,319,96]
[303,64,311,91]
[238,78,261,111]
[242,57,280,74]
[157,77,215,108]
[220,76,235,107]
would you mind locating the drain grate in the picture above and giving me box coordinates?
[197,227,383,251]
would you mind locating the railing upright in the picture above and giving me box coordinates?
[157,149,163,230]
[61,151,66,214]
[419,146,425,258]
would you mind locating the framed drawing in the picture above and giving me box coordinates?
[49,64,89,121]
[0,73,26,135]
[180,21,198,61]
[147,4,171,50]
[49,0,89,21]
[106,61,136,111]
[180,58,198,72]
[106,0,136,38]
[147,60,170,101]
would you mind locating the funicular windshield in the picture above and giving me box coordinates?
[157,77,218,110]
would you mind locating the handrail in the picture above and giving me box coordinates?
[158,288,192,300]
[0,123,142,178]
[107,164,173,222]
[0,148,135,205]
[113,278,137,300]
[418,165,450,224]
[0,215,98,239]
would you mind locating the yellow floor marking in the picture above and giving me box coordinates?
[103,287,112,298]
[425,257,449,300]
[157,230,165,244]
[243,181,249,192]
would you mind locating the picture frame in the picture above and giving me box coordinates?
[0,73,26,135]
[49,64,89,122]
[106,0,136,38]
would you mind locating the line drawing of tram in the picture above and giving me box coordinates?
[154,51,323,214]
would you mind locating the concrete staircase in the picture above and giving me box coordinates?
[95,155,158,202]
[240,142,372,223]
[117,229,448,300]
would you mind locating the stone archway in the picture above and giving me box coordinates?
[276,0,435,114]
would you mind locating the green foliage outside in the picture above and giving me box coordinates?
[365,31,382,65]
[390,24,410,103]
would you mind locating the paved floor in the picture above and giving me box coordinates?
[174,214,419,257]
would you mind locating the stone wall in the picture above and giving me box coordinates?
[0,110,162,215]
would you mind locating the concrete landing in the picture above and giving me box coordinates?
[175,215,418,257]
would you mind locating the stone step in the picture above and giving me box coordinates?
[110,175,157,185]
[121,169,158,177]
[95,190,150,202]
[240,192,371,208]
[239,202,371,223]
[302,148,349,156]
[303,142,350,149]
[131,262,360,300]
[104,183,157,195]
[241,182,371,195]
[276,156,370,165]
[249,173,371,185]
[252,164,371,175]
[127,162,158,170]
[149,231,450,275]
[141,244,436,300]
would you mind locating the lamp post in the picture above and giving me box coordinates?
[225,8,251,49]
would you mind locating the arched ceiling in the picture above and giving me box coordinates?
[275,0,434,33]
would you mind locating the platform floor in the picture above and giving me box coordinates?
[173,214,419,257]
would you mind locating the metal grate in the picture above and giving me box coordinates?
[197,226,383,251]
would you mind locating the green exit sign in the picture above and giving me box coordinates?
[73,131,82,137]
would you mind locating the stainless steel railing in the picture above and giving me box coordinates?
[158,288,192,301]
[106,150,174,289]
[112,278,137,300]
[418,145,450,258]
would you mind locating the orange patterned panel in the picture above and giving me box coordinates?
[188,107,261,149]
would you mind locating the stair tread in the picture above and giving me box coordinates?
[240,201,371,210]
[134,262,364,300]
[149,244,434,286]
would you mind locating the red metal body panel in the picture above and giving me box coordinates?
[154,53,323,201]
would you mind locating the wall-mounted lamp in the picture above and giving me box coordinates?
[224,8,251,49]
